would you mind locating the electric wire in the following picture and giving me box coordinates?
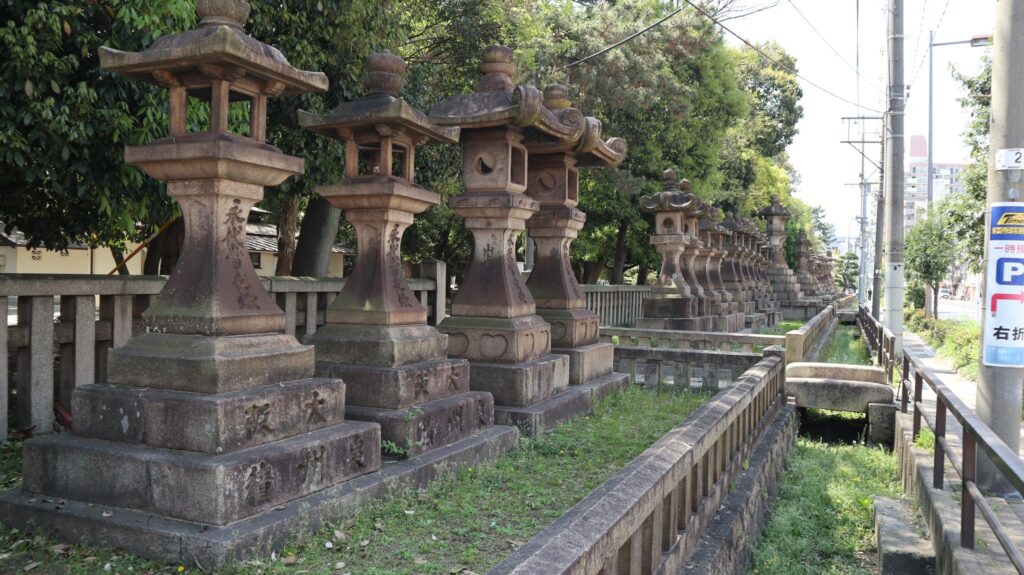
[907,0,953,102]
[785,0,883,94]
[560,8,682,70]
[680,0,884,114]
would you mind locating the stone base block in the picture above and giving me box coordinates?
[346,392,494,456]
[635,316,714,331]
[874,496,935,574]
[745,313,767,331]
[306,324,447,368]
[552,342,613,386]
[22,422,381,526]
[439,314,551,364]
[0,426,518,567]
[642,296,696,319]
[72,378,346,454]
[537,308,599,349]
[495,371,631,437]
[108,333,314,394]
[469,354,569,407]
[316,357,469,410]
[494,386,590,437]
[868,402,897,444]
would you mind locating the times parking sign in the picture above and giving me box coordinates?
[983,203,1024,366]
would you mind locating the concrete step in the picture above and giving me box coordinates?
[874,495,935,575]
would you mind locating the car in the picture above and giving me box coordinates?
[939,288,951,299]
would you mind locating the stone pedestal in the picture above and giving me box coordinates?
[298,51,501,456]
[430,49,610,436]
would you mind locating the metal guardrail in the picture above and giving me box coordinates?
[858,305,1024,573]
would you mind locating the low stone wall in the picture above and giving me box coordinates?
[784,304,837,363]
[489,351,787,575]
[612,346,767,391]
[600,327,784,353]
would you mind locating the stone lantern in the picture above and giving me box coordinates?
[428,46,595,435]
[795,230,819,296]
[636,170,707,330]
[299,52,504,455]
[678,195,714,330]
[521,84,629,391]
[0,0,381,562]
[758,197,806,304]
[699,208,745,332]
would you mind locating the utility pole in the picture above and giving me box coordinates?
[977,0,1024,493]
[840,116,883,305]
[873,117,886,319]
[883,0,905,352]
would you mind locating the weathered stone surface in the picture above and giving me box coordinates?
[494,385,591,436]
[868,401,897,444]
[538,307,600,349]
[346,391,493,455]
[553,341,613,386]
[0,426,518,568]
[469,353,570,407]
[874,496,935,574]
[22,421,381,525]
[317,357,469,410]
[107,332,314,394]
[72,378,346,453]
[577,371,632,404]
[787,362,887,384]
[438,314,552,364]
[786,377,894,413]
[680,405,797,575]
[306,323,446,368]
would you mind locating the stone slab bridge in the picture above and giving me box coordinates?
[0,0,846,568]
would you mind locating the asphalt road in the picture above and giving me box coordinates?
[935,297,982,322]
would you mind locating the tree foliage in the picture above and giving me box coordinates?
[906,207,957,315]
[833,251,858,291]
[946,56,991,273]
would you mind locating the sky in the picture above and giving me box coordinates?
[722,0,995,238]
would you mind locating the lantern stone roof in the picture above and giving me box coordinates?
[98,0,327,96]
[298,51,458,145]
[428,46,627,166]
[639,169,693,213]
[758,194,790,219]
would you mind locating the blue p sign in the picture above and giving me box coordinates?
[997,258,1024,285]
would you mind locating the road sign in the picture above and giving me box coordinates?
[983,203,1024,366]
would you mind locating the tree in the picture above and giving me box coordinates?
[945,56,991,273]
[833,252,858,292]
[906,208,957,318]
[0,1,195,252]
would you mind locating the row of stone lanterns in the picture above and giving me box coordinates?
[0,1,631,563]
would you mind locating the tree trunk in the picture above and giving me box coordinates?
[582,260,606,284]
[143,230,164,275]
[293,196,341,277]
[275,193,299,276]
[109,247,130,275]
[637,262,649,286]
[610,218,629,285]
[159,218,184,275]
[934,284,940,319]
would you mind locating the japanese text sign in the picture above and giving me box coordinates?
[984,203,1024,366]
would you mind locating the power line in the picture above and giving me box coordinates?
[907,0,952,101]
[785,0,883,94]
[560,8,682,70]
[680,0,884,114]
[908,0,931,82]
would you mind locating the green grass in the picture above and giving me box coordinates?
[750,438,902,575]
[822,325,873,367]
[0,386,709,575]
[756,320,805,336]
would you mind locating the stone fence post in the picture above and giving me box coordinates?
[420,259,447,325]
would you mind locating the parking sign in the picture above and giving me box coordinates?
[983,203,1024,366]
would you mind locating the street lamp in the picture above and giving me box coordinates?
[927,32,992,207]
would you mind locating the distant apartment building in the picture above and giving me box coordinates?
[903,135,964,231]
